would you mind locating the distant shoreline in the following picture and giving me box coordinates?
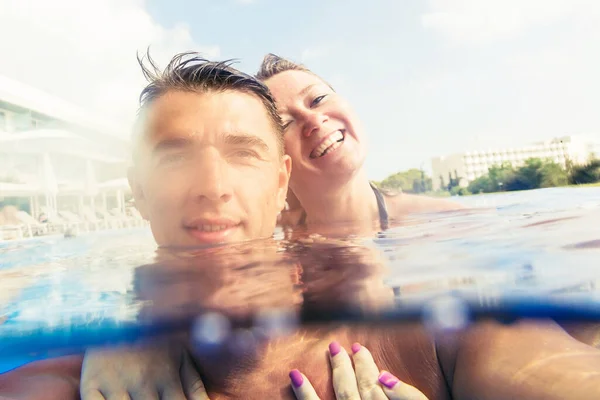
[421,182,600,198]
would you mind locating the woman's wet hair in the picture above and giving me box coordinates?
[132,50,285,162]
[256,53,334,90]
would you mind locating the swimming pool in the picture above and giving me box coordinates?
[1,187,599,373]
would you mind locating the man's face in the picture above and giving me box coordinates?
[129,90,291,247]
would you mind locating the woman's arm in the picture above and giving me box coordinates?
[439,319,600,400]
[386,193,466,216]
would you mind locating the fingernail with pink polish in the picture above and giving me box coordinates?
[351,342,361,354]
[379,371,400,389]
[289,369,304,388]
[329,341,342,356]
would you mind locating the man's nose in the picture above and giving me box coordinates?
[190,152,233,203]
[301,111,328,138]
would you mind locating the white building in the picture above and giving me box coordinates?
[431,134,600,191]
[0,74,132,220]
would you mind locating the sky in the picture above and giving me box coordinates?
[0,0,599,179]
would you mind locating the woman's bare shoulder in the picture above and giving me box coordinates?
[385,192,465,216]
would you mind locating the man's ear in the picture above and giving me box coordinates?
[276,155,292,213]
[127,166,149,220]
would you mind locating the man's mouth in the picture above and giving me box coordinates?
[184,219,240,243]
[310,130,345,159]
[193,224,231,232]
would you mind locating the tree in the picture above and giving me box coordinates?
[504,158,543,191]
[446,171,461,191]
[540,160,568,187]
[450,186,471,196]
[569,159,600,184]
[412,180,424,193]
[465,157,595,194]
[487,162,515,191]
[379,169,432,193]
[468,175,493,194]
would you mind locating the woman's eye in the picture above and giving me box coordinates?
[311,95,327,107]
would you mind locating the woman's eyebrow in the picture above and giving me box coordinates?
[298,84,318,97]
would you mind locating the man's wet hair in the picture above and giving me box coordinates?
[256,53,334,90]
[133,50,284,162]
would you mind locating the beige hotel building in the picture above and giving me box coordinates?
[431,134,600,190]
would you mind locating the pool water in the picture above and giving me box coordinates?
[0,228,156,372]
[1,187,599,373]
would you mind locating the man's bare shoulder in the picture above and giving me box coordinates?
[385,192,466,216]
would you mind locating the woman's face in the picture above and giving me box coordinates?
[264,70,368,196]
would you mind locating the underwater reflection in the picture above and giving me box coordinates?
[127,238,446,399]
[126,236,600,400]
[133,236,395,330]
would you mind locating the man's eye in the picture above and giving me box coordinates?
[233,150,258,158]
[158,153,186,165]
[282,121,293,131]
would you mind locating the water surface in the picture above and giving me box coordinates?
[1,187,599,371]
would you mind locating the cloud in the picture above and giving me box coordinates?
[0,0,220,132]
[421,0,599,45]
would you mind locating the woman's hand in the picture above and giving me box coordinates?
[290,341,428,400]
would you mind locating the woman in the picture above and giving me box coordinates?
[257,54,463,235]
[257,54,600,399]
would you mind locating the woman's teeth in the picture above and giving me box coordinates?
[311,131,345,158]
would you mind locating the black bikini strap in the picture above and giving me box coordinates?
[370,182,389,230]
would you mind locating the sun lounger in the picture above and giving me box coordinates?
[94,208,123,229]
[0,225,25,240]
[57,211,89,232]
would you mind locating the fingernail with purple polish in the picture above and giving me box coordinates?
[329,341,342,357]
[379,371,400,389]
[351,342,361,354]
[289,369,304,388]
